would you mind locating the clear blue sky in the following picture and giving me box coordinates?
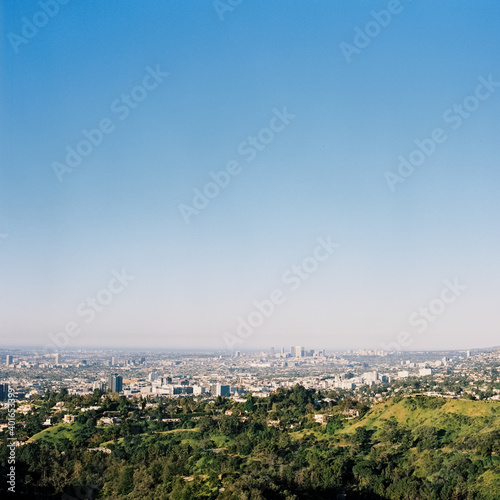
[1,0,499,351]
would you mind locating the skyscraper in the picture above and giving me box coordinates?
[0,383,9,401]
[294,346,304,358]
[215,383,230,396]
[108,374,123,393]
[5,355,13,366]
[54,353,60,365]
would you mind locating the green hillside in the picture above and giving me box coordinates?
[343,396,499,437]
[5,390,500,499]
[28,422,85,444]
[336,396,500,499]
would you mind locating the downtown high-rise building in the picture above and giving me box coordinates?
[214,383,230,396]
[108,374,123,393]
[293,346,304,358]
[5,355,13,366]
[0,383,9,401]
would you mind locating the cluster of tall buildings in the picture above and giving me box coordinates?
[4,353,67,368]
[143,374,230,397]
[93,373,225,397]
[90,375,123,393]
[106,356,145,367]
[271,346,325,358]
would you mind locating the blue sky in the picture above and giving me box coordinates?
[1,0,499,351]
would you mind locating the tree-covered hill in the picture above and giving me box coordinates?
[1,388,499,499]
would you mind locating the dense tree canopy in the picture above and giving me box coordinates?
[1,387,499,499]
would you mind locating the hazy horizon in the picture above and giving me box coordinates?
[0,342,498,354]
